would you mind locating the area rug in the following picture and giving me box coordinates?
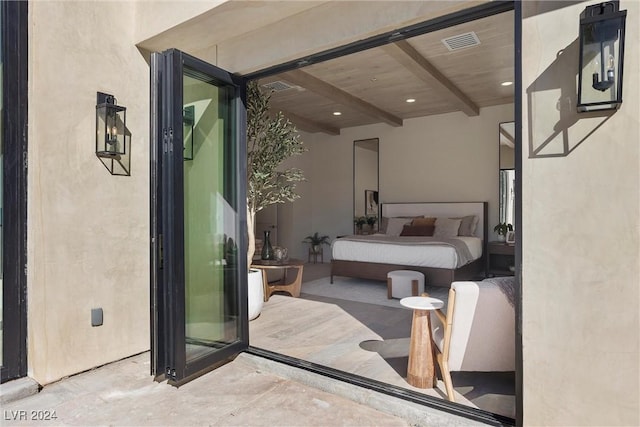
[301,276,449,309]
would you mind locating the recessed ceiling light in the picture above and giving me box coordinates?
[501,81,513,86]
[406,98,416,103]
[333,111,342,116]
[371,77,378,82]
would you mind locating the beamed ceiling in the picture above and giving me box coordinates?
[258,10,514,135]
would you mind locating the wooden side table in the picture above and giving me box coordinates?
[400,296,444,388]
[251,259,304,301]
[486,241,515,277]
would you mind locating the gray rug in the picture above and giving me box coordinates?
[301,276,449,309]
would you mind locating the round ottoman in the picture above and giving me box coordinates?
[387,270,425,299]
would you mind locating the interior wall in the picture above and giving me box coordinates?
[283,104,513,260]
[28,2,150,384]
[522,1,639,425]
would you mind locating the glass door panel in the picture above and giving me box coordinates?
[182,71,241,363]
[151,49,248,384]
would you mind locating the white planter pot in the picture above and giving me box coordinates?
[248,269,264,321]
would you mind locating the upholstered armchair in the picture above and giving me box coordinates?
[430,278,516,402]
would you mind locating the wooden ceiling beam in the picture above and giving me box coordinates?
[279,109,341,135]
[281,69,403,127]
[382,40,480,117]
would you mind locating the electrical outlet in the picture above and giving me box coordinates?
[91,308,103,327]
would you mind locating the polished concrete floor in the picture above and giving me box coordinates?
[1,353,413,427]
[1,351,496,427]
[1,262,513,426]
[251,262,516,419]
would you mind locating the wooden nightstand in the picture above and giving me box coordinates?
[486,241,515,277]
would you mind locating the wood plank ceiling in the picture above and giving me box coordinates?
[258,11,514,135]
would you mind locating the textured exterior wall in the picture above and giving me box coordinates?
[521,1,640,425]
[28,1,151,384]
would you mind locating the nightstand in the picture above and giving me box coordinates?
[486,241,515,277]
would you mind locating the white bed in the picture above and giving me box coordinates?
[331,202,488,287]
[332,236,482,269]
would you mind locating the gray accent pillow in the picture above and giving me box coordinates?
[434,218,462,238]
[380,216,389,234]
[386,217,414,236]
[451,215,478,236]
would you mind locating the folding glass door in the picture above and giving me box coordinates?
[151,49,248,384]
[1,0,27,384]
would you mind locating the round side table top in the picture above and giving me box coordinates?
[251,258,304,268]
[400,296,444,311]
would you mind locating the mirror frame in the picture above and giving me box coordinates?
[353,138,379,234]
[499,121,515,226]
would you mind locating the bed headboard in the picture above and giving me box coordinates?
[381,202,488,241]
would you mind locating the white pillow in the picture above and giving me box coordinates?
[434,218,462,238]
[385,217,412,236]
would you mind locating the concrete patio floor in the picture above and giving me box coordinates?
[0,351,492,427]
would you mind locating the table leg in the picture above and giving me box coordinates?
[261,269,269,302]
[406,308,435,388]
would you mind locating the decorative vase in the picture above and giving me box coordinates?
[261,230,274,260]
[497,234,506,242]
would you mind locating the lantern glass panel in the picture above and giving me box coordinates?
[97,104,127,156]
[579,19,622,107]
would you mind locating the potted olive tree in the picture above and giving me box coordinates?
[246,81,306,319]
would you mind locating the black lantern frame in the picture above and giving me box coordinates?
[577,1,626,113]
[96,91,131,175]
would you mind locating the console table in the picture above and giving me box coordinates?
[251,259,304,301]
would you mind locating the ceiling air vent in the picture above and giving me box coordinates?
[261,80,294,92]
[441,31,481,51]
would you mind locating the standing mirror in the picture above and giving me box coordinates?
[353,138,379,234]
[499,122,515,227]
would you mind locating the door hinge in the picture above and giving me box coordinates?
[162,129,169,153]
[23,151,28,171]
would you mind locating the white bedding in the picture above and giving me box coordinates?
[331,236,482,269]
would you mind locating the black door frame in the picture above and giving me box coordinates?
[243,1,522,426]
[150,49,249,385]
[1,0,28,384]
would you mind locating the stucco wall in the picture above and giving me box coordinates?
[522,1,639,425]
[28,1,151,384]
[281,104,513,260]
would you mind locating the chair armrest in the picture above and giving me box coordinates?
[434,308,447,325]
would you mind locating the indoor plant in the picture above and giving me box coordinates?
[302,232,331,254]
[493,222,513,242]
[246,81,306,318]
[354,216,367,233]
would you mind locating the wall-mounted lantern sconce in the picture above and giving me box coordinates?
[577,1,626,112]
[183,105,195,161]
[96,92,130,175]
